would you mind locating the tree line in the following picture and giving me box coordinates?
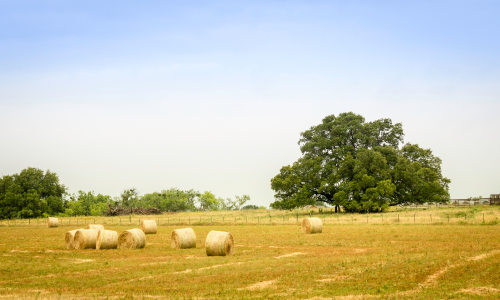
[0,167,253,219]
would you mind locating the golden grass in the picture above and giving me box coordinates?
[0,206,499,299]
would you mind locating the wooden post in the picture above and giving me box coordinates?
[296,213,298,223]
[430,213,432,222]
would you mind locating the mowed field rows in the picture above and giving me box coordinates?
[1,214,500,299]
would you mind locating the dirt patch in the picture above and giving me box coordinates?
[239,280,277,291]
[317,275,353,282]
[467,250,500,262]
[423,250,500,286]
[73,259,94,264]
[173,269,192,274]
[458,287,500,296]
[10,250,29,253]
[198,261,246,271]
[275,252,305,259]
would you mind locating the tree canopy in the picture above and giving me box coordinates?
[0,167,66,219]
[270,112,451,212]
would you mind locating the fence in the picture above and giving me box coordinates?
[1,207,498,227]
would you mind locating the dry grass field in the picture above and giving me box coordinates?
[1,207,500,299]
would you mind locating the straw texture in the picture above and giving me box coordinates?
[205,230,234,256]
[118,228,146,249]
[74,229,99,249]
[65,229,83,249]
[87,224,105,230]
[301,217,323,234]
[96,229,118,250]
[140,220,157,234]
[171,228,196,249]
[47,217,58,228]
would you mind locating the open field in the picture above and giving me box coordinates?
[1,207,500,299]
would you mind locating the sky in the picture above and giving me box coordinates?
[0,1,499,206]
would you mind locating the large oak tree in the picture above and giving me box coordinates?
[270,112,450,212]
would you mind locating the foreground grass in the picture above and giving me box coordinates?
[1,219,500,299]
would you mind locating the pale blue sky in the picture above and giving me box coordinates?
[1,1,499,205]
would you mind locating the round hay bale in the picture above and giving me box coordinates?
[96,229,118,250]
[205,230,234,256]
[47,217,58,228]
[118,228,146,249]
[73,229,99,250]
[140,220,157,234]
[87,224,104,230]
[301,217,323,234]
[171,228,196,249]
[65,228,84,249]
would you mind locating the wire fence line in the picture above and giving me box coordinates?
[1,208,498,227]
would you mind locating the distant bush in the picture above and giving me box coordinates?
[241,205,259,210]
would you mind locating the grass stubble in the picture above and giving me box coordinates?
[0,208,499,299]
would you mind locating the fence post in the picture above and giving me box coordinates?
[296,213,298,223]
[430,213,432,222]
[483,213,484,222]
[465,212,467,221]
[367,214,368,223]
